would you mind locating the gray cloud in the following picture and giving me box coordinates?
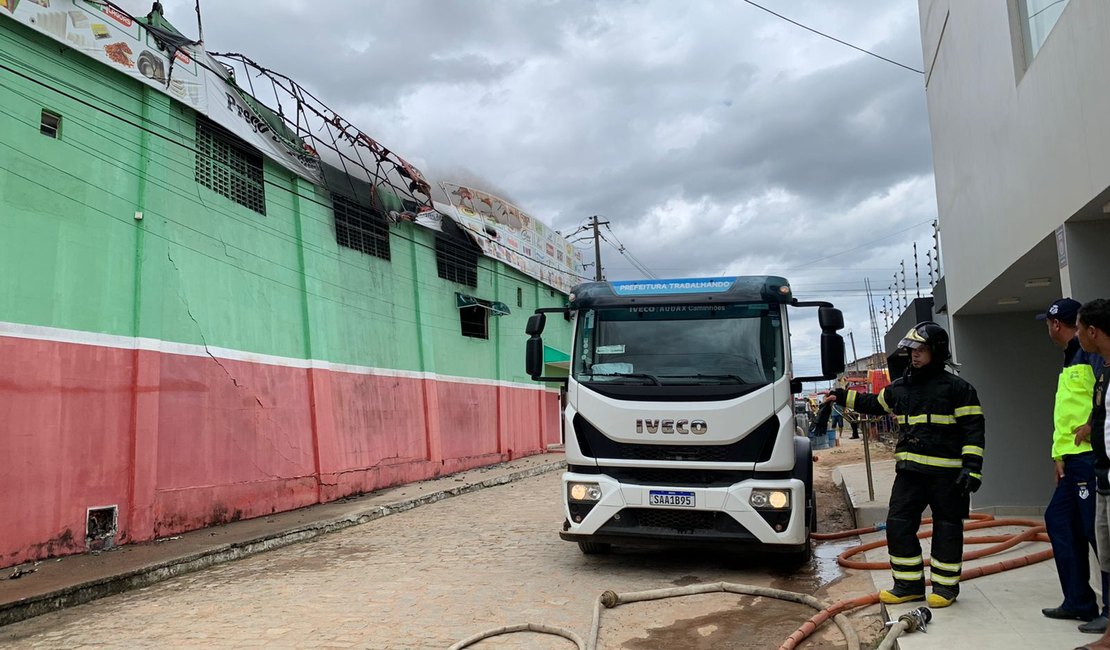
[119,0,938,377]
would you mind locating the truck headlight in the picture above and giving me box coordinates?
[749,489,790,509]
[568,482,603,502]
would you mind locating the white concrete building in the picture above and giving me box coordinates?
[918,0,1110,510]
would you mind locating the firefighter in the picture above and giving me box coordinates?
[827,321,985,608]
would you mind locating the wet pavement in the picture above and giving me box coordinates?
[834,455,1097,649]
[1,453,883,649]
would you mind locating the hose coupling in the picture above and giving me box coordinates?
[600,590,620,608]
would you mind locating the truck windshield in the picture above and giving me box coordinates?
[573,303,784,385]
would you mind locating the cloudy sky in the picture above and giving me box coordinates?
[118,0,939,379]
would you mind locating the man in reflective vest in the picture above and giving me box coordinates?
[1038,298,1109,632]
[828,321,985,608]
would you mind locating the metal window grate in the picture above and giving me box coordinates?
[194,116,266,215]
[332,193,390,259]
[436,235,478,287]
[40,109,61,138]
[460,305,488,339]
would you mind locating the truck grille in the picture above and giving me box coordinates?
[573,413,779,463]
[603,467,754,487]
[598,508,751,537]
[633,509,717,531]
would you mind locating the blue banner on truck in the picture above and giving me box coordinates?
[610,278,735,296]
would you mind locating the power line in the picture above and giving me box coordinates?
[601,223,657,279]
[785,219,934,271]
[600,234,655,279]
[0,55,589,288]
[740,0,925,74]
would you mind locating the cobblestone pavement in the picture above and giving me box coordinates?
[0,471,882,649]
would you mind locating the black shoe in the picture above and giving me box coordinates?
[1079,615,1109,633]
[1042,606,1099,621]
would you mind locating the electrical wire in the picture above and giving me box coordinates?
[740,0,924,74]
[785,220,934,271]
[0,54,588,288]
[600,223,657,279]
[598,234,654,280]
[0,25,590,288]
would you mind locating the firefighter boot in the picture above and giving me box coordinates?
[928,585,959,608]
[879,579,926,604]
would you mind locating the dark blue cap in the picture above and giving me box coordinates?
[1035,298,1082,322]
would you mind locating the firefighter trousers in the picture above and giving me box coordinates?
[886,470,969,591]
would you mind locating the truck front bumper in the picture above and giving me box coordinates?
[561,471,807,547]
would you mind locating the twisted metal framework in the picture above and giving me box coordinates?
[210,52,433,212]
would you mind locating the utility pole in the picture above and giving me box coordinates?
[590,215,609,281]
[846,331,858,367]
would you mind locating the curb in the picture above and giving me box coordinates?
[0,459,567,628]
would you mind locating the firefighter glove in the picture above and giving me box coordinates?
[956,468,981,495]
[828,388,848,406]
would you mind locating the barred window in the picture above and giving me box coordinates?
[194,116,266,215]
[460,305,489,339]
[436,235,479,288]
[332,193,390,260]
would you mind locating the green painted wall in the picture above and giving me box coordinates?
[0,19,572,382]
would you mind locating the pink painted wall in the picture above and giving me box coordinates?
[0,336,561,568]
[0,338,134,564]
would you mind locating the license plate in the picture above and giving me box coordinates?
[648,490,695,508]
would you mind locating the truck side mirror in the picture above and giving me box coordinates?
[525,337,544,379]
[818,306,844,331]
[525,313,547,336]
[820,332,846,376]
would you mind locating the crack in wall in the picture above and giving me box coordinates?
[166,251,244,390]
[316,455,409,488]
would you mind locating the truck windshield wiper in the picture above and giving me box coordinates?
[660,374,747,384]
[585,372,662,385]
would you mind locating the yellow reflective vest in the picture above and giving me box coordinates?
[1052,339,1100,460]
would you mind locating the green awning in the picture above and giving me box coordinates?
[455,292,510,316]
[543,345,570,366]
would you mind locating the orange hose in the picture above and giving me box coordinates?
[778,513,1053,650]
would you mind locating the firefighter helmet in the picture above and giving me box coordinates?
[898,321,950,362]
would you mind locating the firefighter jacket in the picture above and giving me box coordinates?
[1052,338,1101,460]
[845,364,985,479]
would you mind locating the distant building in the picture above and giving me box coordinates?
[0,5,576,567]
[917,0,1110,511]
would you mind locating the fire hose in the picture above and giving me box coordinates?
[451,513,1052,649]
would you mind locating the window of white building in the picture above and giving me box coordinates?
[1019,0,1071,61]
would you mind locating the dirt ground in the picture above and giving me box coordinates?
[806,434,897,650]
[814,434,896,533]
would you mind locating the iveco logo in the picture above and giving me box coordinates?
[635,419,708,435]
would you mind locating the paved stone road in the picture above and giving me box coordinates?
[0,472,881,649]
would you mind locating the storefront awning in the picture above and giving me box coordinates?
[455,292,510,316]
[543,345,570,369]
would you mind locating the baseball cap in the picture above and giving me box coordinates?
[1035,298,1082,322]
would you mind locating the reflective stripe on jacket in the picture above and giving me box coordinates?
[846,365,985,477]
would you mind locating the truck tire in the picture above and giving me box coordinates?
[578,541,611,555]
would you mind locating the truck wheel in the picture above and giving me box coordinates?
[791,539,813,565]
[578,541,611,555]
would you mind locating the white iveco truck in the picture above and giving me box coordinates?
[525,276,845,562]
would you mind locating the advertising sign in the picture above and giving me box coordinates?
[441,183,586,294]
[3,1,320,182]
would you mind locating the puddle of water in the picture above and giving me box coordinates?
[768,539,854,594]
[620,599,806,650]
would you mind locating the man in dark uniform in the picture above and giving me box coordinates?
[1037,298,1109,632]
[828,321,985,608]
[1076,299,1110,650]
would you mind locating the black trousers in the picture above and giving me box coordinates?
[886,470,968,590]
